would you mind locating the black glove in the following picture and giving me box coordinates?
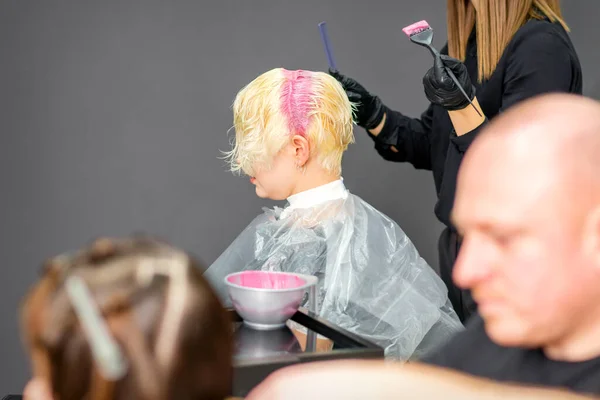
[329,68,385,130]
[422,54,475,110]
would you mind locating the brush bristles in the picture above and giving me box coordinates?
[402,20,431,37]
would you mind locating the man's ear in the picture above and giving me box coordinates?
[582,205,600,272]
[291,135,310,167]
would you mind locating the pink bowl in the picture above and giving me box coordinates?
[224,271,318,330]
[226,270,307,290]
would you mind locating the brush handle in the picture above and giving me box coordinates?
[425,44,482,116]
[444,67,483,117]
[318,22,337,70]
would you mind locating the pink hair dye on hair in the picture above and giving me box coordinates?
[280,69,315,136]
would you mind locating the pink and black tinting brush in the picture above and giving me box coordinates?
[402,20,482,116]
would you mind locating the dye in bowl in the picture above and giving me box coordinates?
[225,271,318,330]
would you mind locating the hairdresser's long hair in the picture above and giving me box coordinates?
[447,0,568,82]
[21,237,233,400]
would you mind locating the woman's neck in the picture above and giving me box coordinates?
[290,170,340,197]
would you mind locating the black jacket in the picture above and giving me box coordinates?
[423,315,600,395]
[371,19,582,231]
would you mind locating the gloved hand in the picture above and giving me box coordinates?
[329,69,386,130]
[422,54,475,110]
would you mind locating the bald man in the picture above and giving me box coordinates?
[424,93,600,392]
[246,93,600,398]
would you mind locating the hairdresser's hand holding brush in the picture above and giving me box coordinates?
[422,55,474,110]
[329,69,386,132]
[422,54,486,135]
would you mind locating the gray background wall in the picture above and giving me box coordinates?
[0,0,596,393]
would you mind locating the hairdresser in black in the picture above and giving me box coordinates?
[330,0,582,324]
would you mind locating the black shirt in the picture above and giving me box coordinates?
[423,315,600,395]
[371,19,582,231]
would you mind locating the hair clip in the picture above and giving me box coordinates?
[65,275,128,381]
[135,253,188,369]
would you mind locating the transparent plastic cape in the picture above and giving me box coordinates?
[204,193,463,360]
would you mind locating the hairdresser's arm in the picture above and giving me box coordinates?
[329,70,434,170]
[422,53,487,149]
[368,104,434,168]
[447,97,486,136]
[247,360,596,400]
[412,54,489,227]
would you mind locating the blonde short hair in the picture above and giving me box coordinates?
[225,68,355,177]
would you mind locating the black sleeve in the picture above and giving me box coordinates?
[369,104,435,171]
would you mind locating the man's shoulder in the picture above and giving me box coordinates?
[421,314,518,370]
[423,315,600,394]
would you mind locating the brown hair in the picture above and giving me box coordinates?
[447,0,568,81]
[21,237,233,400]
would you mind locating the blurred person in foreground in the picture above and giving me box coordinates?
[22,236,233,400]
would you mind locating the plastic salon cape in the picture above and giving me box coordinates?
[204,179,463,360]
